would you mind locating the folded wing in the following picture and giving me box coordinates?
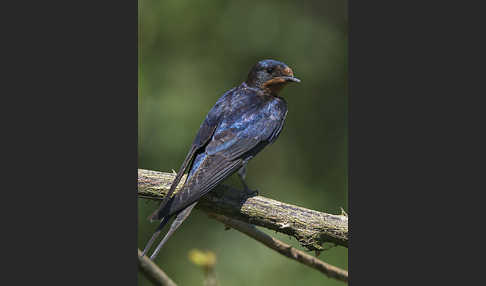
[159,99,287,217]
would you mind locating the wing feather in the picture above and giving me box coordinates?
[158,154,243,217]
[149,89,234,221]
[151,90,288,221]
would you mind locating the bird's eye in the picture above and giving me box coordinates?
[267,67,274,73]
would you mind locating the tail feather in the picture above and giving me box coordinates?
[149,202,198,260]
[140,215,170,257]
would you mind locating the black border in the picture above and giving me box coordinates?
[4,0,481,284]
[349,0,481,284]
[5,1,138,284]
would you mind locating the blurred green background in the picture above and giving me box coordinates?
[138,0,347,285]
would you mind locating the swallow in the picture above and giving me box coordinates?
[141,59,300,260]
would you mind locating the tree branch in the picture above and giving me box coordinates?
[209,213,348,282]
[138,249,177,286]
[138,169,348,251]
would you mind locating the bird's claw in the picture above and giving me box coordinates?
[247,189,259,197]
[240,187,259,200]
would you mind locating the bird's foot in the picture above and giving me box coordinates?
[240,187,259,201]
[246,188,259,197]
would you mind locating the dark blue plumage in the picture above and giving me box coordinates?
[142,59,300,260]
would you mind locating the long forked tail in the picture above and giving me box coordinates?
[149,201,197,260]
[141,215,170,257]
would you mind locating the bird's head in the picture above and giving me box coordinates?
[246,59,300,94]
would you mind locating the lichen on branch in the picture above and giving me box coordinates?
[138,169,348,251]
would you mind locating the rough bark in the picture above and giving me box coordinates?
[138,249,177,286]
[138,169,348,251]
[209,213,348,282]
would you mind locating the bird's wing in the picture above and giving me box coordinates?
[160,100,288,217]
[162,153,244,217]
[149,89,235,221]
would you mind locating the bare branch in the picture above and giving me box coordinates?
[209,213,348,282]
[138,169,348,251]
[138,249,177,286]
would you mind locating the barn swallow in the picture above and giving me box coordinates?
[141,59,300,260]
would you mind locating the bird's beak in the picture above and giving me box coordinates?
[280,66,300,83]
[281,76,301,83]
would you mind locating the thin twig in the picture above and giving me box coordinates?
[138,249,177,286]
[209,214,348,283]
[138,169,348,251]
